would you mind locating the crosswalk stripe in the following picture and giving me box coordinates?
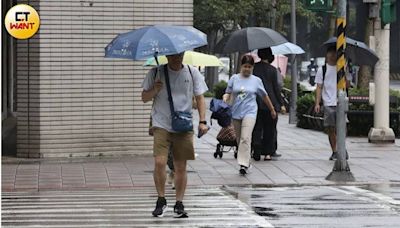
[2,187,274,228]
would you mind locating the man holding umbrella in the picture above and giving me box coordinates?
[106,25,209,218]
[314,46,350,161]
[142,52,209,218]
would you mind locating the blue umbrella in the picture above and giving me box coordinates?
[105,25,207,61]
[271,42,305,55]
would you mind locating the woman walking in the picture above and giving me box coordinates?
[223,55,277,175]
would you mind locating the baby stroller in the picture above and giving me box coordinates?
[210,98,237,159]
[214,124,238,159]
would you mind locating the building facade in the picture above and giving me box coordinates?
[2,0,193,157]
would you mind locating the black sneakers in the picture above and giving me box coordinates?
[152,198,188,218]
[152,197,168,217]
[239,165,249,175]
[329,151,349,160]
[173,201,188,218]
[329,152,337,160]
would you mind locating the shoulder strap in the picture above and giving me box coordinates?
[187,65,194,79]
[322,64,327,83]
[187,65,195,93]
[164,64,175,115]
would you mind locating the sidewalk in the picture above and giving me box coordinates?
[3,113,400,192]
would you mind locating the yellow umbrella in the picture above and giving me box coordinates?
[144,51,224,67]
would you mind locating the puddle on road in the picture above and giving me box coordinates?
[223,184,400,227]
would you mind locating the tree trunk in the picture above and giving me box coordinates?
[328,0,337,37]
[205,30,218,89]
[357,19,374,89]
[207,30,217,54]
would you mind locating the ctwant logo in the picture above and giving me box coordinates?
[5,4,40,39]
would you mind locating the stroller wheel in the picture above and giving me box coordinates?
[218,152,223,158]
[214,144,221,159]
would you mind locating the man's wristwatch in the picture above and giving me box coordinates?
[199,121,207,125]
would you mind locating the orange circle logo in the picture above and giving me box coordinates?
[4,4,40,39]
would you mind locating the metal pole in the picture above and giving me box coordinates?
[326,0,354,181]
[271,0,276,30]
[289,0,298,124]
[368,2,395,143]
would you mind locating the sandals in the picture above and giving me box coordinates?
[264,155,272,161]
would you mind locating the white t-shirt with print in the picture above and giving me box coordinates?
[142,65,208,132]
[315,64,337,107]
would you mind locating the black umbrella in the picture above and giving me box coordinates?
[216,27,288,53]
[323,37,379,67]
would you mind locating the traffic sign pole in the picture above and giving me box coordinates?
[326,0,355,182]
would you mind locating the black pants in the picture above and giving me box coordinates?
[252,109,278,156]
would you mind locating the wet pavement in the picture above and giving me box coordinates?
[226,184,400,228]
[2,99,400,227]
[3,184,399,227]
[3,114,400,192]
[1,187,272,227]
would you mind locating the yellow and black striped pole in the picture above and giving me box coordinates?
[326,0,354,181]
[336,17,347,91]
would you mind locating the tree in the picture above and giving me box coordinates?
[194,0,323,53]
[194,0,251,53]
[194,0,324,87]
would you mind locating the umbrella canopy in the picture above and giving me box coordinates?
[271,42,305,55]
[323,37,379,67]
[105,25,207,60]
[249,51,289,77]
[144,51,223,67]
[217,27,288,53]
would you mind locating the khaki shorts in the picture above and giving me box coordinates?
[153,127,195,161]
[323,106,336,127]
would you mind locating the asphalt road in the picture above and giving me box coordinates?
[390,80,400,91]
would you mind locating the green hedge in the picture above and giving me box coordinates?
[213,81,228,99]
[296,92,317,129]
[296,88,400,137]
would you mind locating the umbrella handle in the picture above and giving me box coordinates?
[153,52,161,81]
[154,52,160,66]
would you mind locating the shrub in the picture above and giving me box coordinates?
[203,91,214,98]
[296,92,317,129]
[283,76,291,90]
[213,80,228,99]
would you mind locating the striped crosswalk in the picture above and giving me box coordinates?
[2,187,273,227]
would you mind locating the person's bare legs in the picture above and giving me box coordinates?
[154,156,168,197]
[327,127,337,153]
[173,159,187,202]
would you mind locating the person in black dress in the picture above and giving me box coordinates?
[252,48,286,160]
